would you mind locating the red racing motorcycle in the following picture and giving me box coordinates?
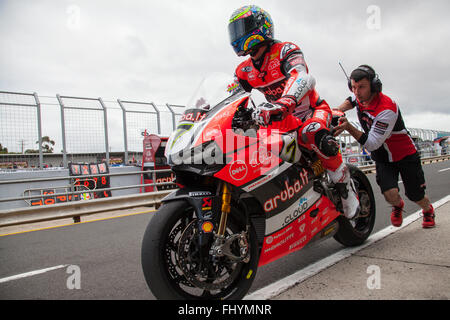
[141,74,375,300]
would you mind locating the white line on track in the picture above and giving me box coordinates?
[0,265,68,284]
[244,194,450,300]
[438,167,450,172]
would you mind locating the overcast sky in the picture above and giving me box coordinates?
[1,0,450,136]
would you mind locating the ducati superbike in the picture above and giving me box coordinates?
[141,74,376,300]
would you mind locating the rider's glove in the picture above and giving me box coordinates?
[252,102,288,127]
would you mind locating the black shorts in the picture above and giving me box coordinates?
[375,152,426,202]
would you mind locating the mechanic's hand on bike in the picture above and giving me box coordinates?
[333,116,350,137]
[252,102,287,127]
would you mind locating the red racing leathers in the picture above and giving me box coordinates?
[235,40,341,171]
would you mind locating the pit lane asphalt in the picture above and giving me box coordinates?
[0,160,449,299]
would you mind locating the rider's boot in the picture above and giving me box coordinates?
[327,163,360,219]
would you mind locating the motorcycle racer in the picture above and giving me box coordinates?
[228,5,359,219]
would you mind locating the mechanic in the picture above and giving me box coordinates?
[334,65,435,228]
[228,5,359,219]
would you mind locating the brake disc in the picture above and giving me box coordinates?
[358,190,371,218]
[165,221,193,287]
[177,220,241,291]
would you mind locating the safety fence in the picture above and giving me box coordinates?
[0,90,184,169]
[2,90,449,170]
[337,121,450,167]
[2,89,449,227]
[1,154,449,228]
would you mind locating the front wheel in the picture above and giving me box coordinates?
[141,200,259,300]
[334,165,376,246]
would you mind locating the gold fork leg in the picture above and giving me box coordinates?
[217,182,232,237]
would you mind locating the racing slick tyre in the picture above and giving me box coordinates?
[141,199,259,300]
[334,165,376,247]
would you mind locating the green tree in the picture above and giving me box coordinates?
[0,143,8,154]
[36,136,55,153]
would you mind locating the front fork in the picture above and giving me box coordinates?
[210,182,250,263]
[217,182,232,237]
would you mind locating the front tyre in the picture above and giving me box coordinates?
[334,165,376,247]
[141,200,259,300]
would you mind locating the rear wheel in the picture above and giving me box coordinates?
[334,165,376,246]
[141,200,259,300]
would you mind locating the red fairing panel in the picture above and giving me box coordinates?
[258,195,340,266]
[213,138,283,187]
[193,99,244,148]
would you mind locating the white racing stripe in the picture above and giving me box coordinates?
[0,265,68,284]
[245,194,450,300]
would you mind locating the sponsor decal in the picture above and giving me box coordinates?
[263,85,285,98]
[229,160,248,181]
[282,196,309,228]
[265,225,292,245]
[265,187,321,235]
[280,43,298,60]
[321,216,330,226]
[189,191,212,197]
[293,78,308,100]
[264,233,295,254]
[263,169,309,212]
[180,110,207,122]
[270,70,280,79]
[268,59,280,71]
[263,226,294,253]
[299,223,306,233]
[305,122,321,133]
[374,120,389,134]
[269,51,279,60]
[202,197,212,211]
[313,110,328,123]
[286,55,305,67]
[154,173,175,184]
[242,162,292,193]
[201,221,214,233]
[289,235,307,251]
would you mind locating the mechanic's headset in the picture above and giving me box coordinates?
[348,65,382,93]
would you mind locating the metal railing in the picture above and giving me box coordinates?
[1,90,448,170]
[1,90,185,169]
[0,168,174,204]
[0,190,173,228]
[1,154,449,228]
[1,89,450,227]
[0,167,176,227]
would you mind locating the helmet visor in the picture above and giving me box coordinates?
[228,16,259,44]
